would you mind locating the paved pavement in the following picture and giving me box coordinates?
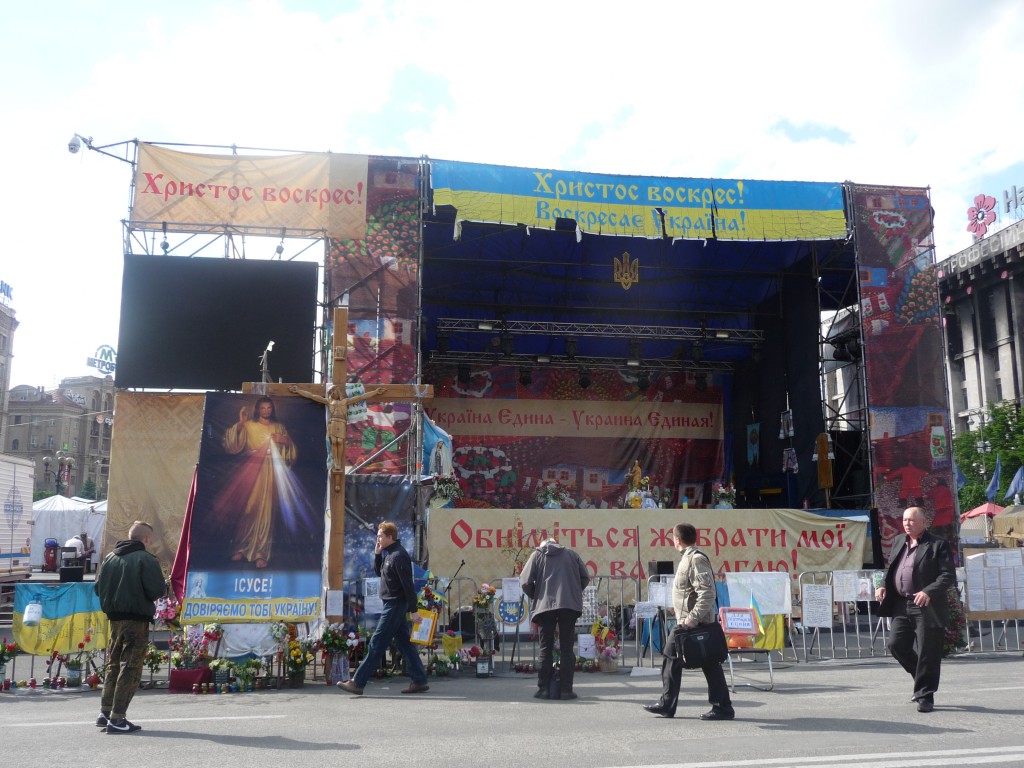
[3,651,1023,768]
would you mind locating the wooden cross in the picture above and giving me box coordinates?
[245,307,433,619]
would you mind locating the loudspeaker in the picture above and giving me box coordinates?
[648,560,675,576]
[59,566,84,583]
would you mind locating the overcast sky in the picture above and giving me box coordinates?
[3,0,1023,388]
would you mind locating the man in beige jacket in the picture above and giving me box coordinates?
[642,523,735,720]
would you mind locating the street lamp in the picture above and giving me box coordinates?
[42,451,75,496]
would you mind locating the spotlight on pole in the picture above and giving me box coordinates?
[578,369,592,389]
[518,368,533,386]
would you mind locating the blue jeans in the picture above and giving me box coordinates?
[352,599,427,688]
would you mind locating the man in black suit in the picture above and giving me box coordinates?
[875,506,956,713]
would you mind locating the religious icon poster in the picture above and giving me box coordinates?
[181,392,328,623]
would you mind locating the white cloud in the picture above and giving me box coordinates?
[2,0,1023,385]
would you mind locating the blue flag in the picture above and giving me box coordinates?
[1004,465,1024,501]
[953,457,968,491]
[986,454,1002,502]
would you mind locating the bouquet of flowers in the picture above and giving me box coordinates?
[48,628,101,670]
[170,624,216,669]
[433,472,463,500]
[153,591,181,629]
[0,637,18,666]
[590,617,618,654]
[285,638,316,674]
[143,643,168,676]
[269,620,293,650]
[319,623,347,653]
[345,630,365,663]
[472,583,497,610]
[417,584,445,612]
[536,482,570,507]
[711,482,737,506]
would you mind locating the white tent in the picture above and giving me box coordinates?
[30,496,106,569]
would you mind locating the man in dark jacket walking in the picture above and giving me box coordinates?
[337,521,429,695]
[94,521,165,734]
[520,538,590,700]
[875,506,956,712]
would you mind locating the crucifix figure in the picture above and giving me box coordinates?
[245,309,433,617]
[288,383,387,471]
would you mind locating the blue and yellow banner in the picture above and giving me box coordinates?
[13,583,108,657]
[431,160,847,241]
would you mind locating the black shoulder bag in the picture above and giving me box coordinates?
[665,551,729,669]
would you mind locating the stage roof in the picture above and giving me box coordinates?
[421,162,857,371]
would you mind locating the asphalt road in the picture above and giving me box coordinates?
[3,652,1024,768]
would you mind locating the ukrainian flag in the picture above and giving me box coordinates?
[750,595,785,651]
[13,583,108,656]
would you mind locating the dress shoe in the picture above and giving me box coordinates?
[699,709,735,721]
[401,682,430,694]
[533,689,550,699]
[643,703,674,718]
[916,699,934,713]
[336,680,363,695]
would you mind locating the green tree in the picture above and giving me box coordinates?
[953,401,1024,513]
[80,479,97,500]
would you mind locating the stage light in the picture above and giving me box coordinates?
[751,343,761,363]
[578,369,592,389]
[500,331,514,357]
[565,337,578,360]
[477,320,495,331]
[457,364,470,385]
[692,340,704,363]
[536,354,552,364]
[637,371,650,391]
[714,330,730,339]
[695,373,708,392]
[519,368,533,386]
[437,332,449,354]
[627,339,642,367]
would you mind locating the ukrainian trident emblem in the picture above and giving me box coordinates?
[614,251,639,290]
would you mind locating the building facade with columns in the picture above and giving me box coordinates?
[938,217,1024,434]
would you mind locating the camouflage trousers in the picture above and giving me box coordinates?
[100,620,150,719]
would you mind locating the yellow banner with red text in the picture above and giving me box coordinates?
[131,144,368,239]
[426,507,866,589]
[425,398,722,440]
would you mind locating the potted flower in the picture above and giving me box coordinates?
[536,482,570,509]
[169,623,220,670]
[429,653,451,677]
[319,623,348,684]
[142,643,168,688]
[711,482,737,508]
[417,585,445,613]
[591,617,619,672]
[208,657,234,685]
[285,638,315,687]
[235,657,265,691]
[47,629,101,687]
[0,637,17,681]
[432,473,463,506]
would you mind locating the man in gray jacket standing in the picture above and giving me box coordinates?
[520,538,590,700]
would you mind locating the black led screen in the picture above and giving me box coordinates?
[117,255,318,390]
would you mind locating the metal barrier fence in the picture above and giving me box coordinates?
[795,570,888,662]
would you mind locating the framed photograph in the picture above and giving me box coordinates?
[410,609,438,646]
